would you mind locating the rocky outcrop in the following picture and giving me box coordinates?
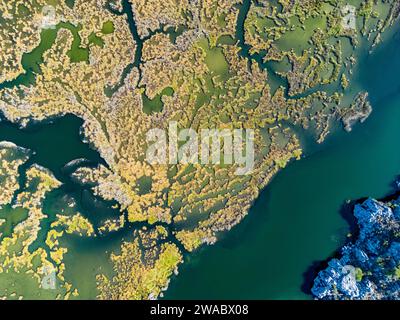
[312,198,400,300]
[341,92,372,132]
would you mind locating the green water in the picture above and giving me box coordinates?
[0,0,399,300]
[0,22,91,90]
[0,206,29,239]
[0,115,112,240]
[0,116,102,177]
[142,87,175,114]
[0,114,140,298]
[164,25,400,299]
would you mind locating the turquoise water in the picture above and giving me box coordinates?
[0,1,399,300]
[164,27,400,299]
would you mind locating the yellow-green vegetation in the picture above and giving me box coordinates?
[246,0,399,97]
[0,0,398,300]
[0,165,77,299]
[51,213,95,237]
[355,267,364,282]
[0,142,30,206]
[129,0,189,37]
[97,227,182,300]
[394,266,400,280]
[97,215,125,235]
[341,74,350,90]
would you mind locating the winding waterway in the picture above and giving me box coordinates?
[0,0,399,299]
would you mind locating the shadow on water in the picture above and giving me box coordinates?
[339,200,360,238]
[301,260,330,296]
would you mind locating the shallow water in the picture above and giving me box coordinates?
[0,0,399,300]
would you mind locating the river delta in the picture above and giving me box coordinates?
[0,0,399,299]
